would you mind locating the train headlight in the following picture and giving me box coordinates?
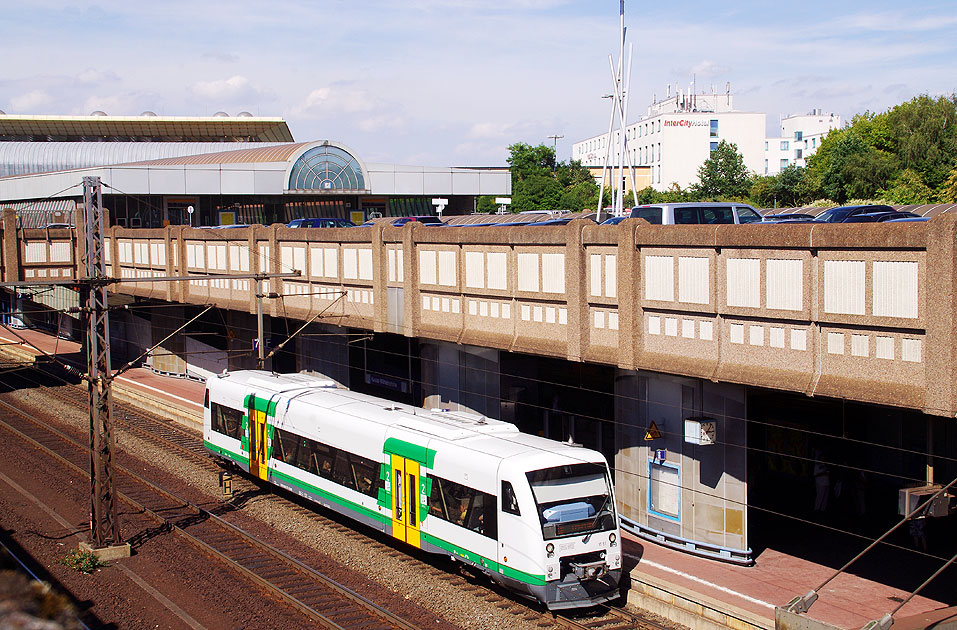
[546,543,554,557]
[609,532,617,547]
[599,550,606,559]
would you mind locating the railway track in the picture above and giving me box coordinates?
[0,379,422,630]
[0,361,680,630]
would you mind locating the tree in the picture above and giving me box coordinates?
[879,169,934,204]
[511,174,562,213]
[749,165,815,208]
[885,94,957,190]
[812,129,896,203]
[507,143,557,183]
[692,140,753,200]
[505,144,600,213]
[475,196,497,213]
[940,168,957,203]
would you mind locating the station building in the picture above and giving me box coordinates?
[572,86,840,190]
[0,113,510,227]
[2,112,954,614]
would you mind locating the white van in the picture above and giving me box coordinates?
[630,202,763,225]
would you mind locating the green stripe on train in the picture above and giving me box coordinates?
[203,442,543,586]
[421,533,546,586]
[270,468,391,526]
[204,441,250,466]
[244,393,278,416]
[383,437,436,468]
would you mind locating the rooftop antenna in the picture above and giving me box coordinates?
[547,134,564,171]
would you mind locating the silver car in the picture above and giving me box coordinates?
[630,202,763,225]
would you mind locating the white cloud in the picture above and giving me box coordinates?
[9,90,53,112]
[837,11,957,33]
[76,68,119,85]
[191,75,260,101]
[690,60,729,78]
[201,51,239,63]
[358,114,407,133]
[296,84,378,116]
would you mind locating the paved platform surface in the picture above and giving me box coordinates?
[0,324,953,630]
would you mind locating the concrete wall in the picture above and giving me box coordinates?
[7,214,957,419]
[615,370,748,555]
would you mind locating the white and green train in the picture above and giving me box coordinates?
[203,370,622,610]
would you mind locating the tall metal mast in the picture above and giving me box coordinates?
[596,1,637,222]
[82,176,121,548]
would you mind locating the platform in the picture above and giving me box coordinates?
[0,325,952,630]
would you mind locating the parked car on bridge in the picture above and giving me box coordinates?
[630,202,763,225]
[761,213,816,223]
[842,211,921,223]
[359,215,444,227]
[287,217,356,228]
[600,216,628,225]
[813,204,894,223]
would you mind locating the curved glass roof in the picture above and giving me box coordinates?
[288,144,365,191]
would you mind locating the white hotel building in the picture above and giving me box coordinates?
[572,87,841,191]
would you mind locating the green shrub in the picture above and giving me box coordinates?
[59,548,104,574]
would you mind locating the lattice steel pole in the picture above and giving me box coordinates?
[83,176,121,548]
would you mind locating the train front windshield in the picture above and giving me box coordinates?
[526,463,615,540]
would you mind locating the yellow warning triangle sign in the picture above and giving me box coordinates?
[644,421,662,441]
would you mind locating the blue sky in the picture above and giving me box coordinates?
[2,0,956,166]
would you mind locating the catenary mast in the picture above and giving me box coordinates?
[596,1,638,222]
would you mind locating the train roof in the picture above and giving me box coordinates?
[212,370,606,469]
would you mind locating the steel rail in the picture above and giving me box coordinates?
[4,364,675,630]
[0,393,421,630]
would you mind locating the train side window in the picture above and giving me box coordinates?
[268,428,383,499]
[333,451,356,490]
[502,481,521,516]
[428,475,498,540]
[311,442,335,480]
[210,403,243,440]
[350,456,379,497]
[272,428,299,464]
[204,389,209,409]
[429,478,449,520]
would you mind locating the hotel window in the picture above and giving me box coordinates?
[781,158,789,169]
[709,119,718,138]
[781,141,789,150]
[765,141,768,150]
[795,131,803,141]
[710,142,718,152]
[657,120,661,132]
[812,138,817,148]
[765,159,769,174]
[796,149,803,159]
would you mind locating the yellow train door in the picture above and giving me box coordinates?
[248,407,268,481]
[390,454,420,548]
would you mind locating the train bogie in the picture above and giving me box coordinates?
[203,370,622,610]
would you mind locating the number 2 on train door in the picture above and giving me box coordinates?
[390,455,420,548]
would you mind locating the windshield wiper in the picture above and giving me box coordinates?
[591,494,611,528]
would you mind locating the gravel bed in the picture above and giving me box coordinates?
[7,384,552,630]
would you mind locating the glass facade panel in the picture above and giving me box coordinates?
[289,145,366,191]
[709,119,718,138]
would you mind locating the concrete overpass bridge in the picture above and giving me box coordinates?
[2,208,953,564]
